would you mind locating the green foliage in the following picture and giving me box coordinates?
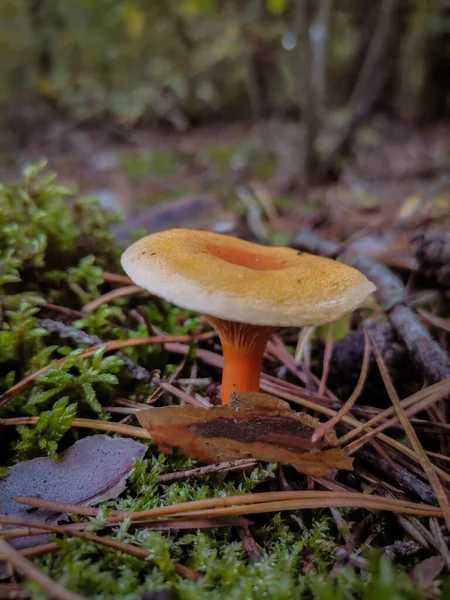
[23,346,123,415]
[0,164,123,458]
[47,255,105,305]
[0,160,118,305]
[0,302,47,365]
[27,518,442,600]
[121,148,181,179]
[0,1,288,123]
[16,396,77,459]
[74,305,126,337]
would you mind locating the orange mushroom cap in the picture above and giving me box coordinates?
[121,228,376,327]
[121,229,376,403]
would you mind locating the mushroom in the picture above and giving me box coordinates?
[121,229,376,404]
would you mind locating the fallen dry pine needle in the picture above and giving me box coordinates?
[0,517,200,581]
[312,332,371,444]
[82,284,144,313]
[337,377,450,447]
[137,391,353,476]
[369,335,450,532]
[13,490,444,522]
[0,416,151,439]
[2,516,254,540]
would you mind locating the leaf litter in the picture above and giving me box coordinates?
[137,391,353,476]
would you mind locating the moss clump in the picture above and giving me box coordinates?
[0,164,446,599]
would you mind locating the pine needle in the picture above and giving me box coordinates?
[83,285,144,313]
[344,383,450,455]
[338,378,450,446]
[0,517,200,581]
[13,490,443,522]
[261,380,450,484]
[369,333,450,531]
[0,538,86,600]
[312,333,370,444]
[0,417,150,439]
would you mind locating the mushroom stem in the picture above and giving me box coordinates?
[206,318,274,404]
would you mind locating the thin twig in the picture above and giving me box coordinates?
[312,333,370,444]
[82,285,144,313]
[102,272,133,285]
[318,324,334,397]
[158,459,258,483]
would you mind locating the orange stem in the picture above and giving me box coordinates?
[206,317,274,404]
[221,341,267,403]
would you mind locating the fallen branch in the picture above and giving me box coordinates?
[293,230,450,385]
[38,319,152,383]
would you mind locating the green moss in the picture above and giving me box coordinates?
[121,148,181,179]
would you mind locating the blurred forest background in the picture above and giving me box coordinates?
[1,0,450,218]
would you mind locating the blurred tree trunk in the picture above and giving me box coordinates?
[311,0,333,115]
[319,0,396,180]
[351,0,383,91]
[243,0,275,120]
[296,0,319,187]
[28,0,52,80]
[422,3,450,121]
[395,0,427,122]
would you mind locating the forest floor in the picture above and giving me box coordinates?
[0,115,449,600]
[1,114,450,226]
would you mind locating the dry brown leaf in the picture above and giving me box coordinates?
[0,435,147,551]
[410,556,445,590]
[137,392,353,476]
